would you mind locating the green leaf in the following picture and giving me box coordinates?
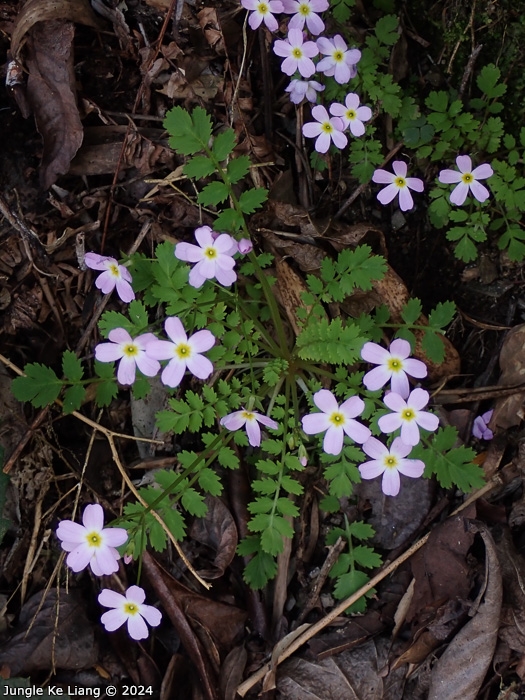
[348,521,375,540]
[214,208,244,233]
[181,488,207,517]
[374,14,399,45]
[428,301,456,329]
[333,569,373,613]
[421,330,445,364]
[62,350,83,382]
[12,364,62,407]
[242,548,278,589]
[198,181,229,206]
[400,298,422,325]
[164,106,211,155]
[227,156,250,184]
[183,155,215,179]
[128,300,149,331]
[161,506,186,540]
[62,385,86,414]
[238,187,268,214]
[476,63,506,99]
[296,317,365,365]
[352,545,382,569]
[95,377,118,407]
[425,91,448,113]
[331,0,355,23]
[212,129,236,161]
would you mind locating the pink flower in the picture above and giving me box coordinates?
[145,316,215,388]
[372,161,424,211]
[301,389,371,455]
[273,28,319,78]
[329,93,372,137]
[84,253,135,303]
[285,79,325,104]
[95,329,160,386]
[238,238,253,254]
[316,35,361,84]
[361,338,427,399]
[438,155,493,206]
[175,226,237,288]
[56,504,128,576]
[359,437,425,496]
[220,409,278,446]
[472,409,494,440]
[302,105,347,154]
[98,586,162,641]
[378,388,439,446]
[282,0,328,35]
[241,0,284,31]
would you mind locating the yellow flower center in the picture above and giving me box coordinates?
[175,343,191,359]
[86,531,102,548]
[395,177,407,188]
[461,172,473,184]
[346,109,357,120]
[333,50,344,62]
[292,47,303,59]
[124,602,139,616]
[321,122,333,133]
[204,247,217,259]
[384,455,398,469]
[387,358,402,372]
[109,263,120,277]
[123,344,138,357]
[298,3,310,15]
[401,408,415,421]
[241,411,255,421]
[329,411,345,426]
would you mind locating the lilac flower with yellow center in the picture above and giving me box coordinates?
[372,161,424,211]
[98,586,162,641]
[378,388,439,446]
[329,93,372,137]
[56,504,128,576]
[145,316,215,388]
[302,105,347,154]
[220,409,278,446]
[175,226,237,288]
[361,338,427,399]
[359,437,425,496]
[95,329,160,386]
[285,78,324,104]
[301,389,371,455]
[84,252,135,303]
[438,155,493,206]
[282,0,328,35]
[273,28,319,78]
[316,35,361,84]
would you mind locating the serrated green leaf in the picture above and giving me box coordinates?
[428,300,456,329]
[128,300,149,331]
[212,129,236,160]
[183,155,215,179]
[352,545,382,569]
[181,488,207,517]
[62,350,83,382]
[198,181,229,206]
[62,385,86,414]
[401,298,422,325]
[12,364,62,407]
[238,187,268,214]
[227,156,250,184]
[296,317,365,365]
[242,549,277,589]
[333,569,373,613]
[164,106,208,155]
[95,378,118,407]
[374,14,399,45]
[214,207,244,233]
[476,63,506,99]
[161,506,186,540]
[348,521,375,539]
[421,330,445,364]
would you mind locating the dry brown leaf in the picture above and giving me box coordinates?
[24,19,83,189]
[427,521,502,700]
[189,496,238,580]
[492,324,525,429]
[0,589,97,675]
[10,0,102,60]
[493,525,525,654]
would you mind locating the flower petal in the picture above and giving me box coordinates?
[377,183,400,205]
[245,419,262,447]
[469,180,490,203]
[82,503,104,530]
[362,436,387,459]
[323,425,344,454]
[438,169,462,184]
[127,614,149,640]
[398,187,415,211]
[449,182,469,206]
[471,163,493,180]
[313,389,338,413]
[381,469,401,496]
[164,316,187,343]
[392,161,408,178]
[301,412,330,434]
[359,459,386,480]
[221,412,247,431]
[186,354,213,380]
[361,341,390,363]
[456,155,472,173]
[100,608,127,632]
[160,359,186,388]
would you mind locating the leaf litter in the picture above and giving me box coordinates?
[0,0,525,698]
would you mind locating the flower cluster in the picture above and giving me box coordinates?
[56,504,162,640]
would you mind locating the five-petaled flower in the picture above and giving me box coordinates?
[241,0,284,31]
[302,105,347,154]
[220,409,278,447]
[273,28,319,78]
[285,78,325,104]
[282,0,328,35]
[316,35,361,84]
[56,504,128,576]
[145,316,215,388]
[98,586,162,641]
[359,437,425,497]
[301,389,371,455]
[361,338,427,399]
[378,388,439,446]
[472,409,494,440]
[372,161,424,211]
[84,253,135,303]
[175,226,237,288]
[95,329,160,386]
[329,93,372,137]
[438,155,493,206]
